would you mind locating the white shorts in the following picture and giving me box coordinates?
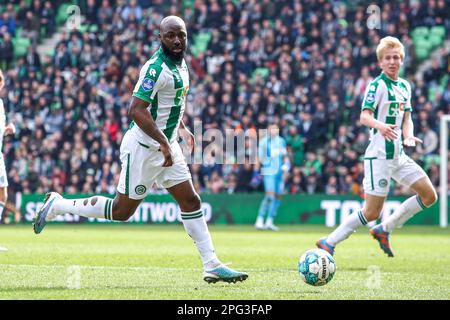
[363,154,427,197]
[0,156,8,188]
[117,131,191,200]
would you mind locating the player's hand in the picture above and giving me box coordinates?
[179,127,195,153]
[4,123,16,135]
[403,136,423,147]
[379,124,398,142]
[160,142,174,167]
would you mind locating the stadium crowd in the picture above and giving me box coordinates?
[0,0,449,200]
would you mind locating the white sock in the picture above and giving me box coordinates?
[52,196,114,220]
[327,209,368,247]
[180,209,220,270]
[381,195,425,233]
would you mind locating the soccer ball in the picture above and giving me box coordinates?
[298,248,336,286]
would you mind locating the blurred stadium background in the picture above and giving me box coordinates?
[0,0,449,226]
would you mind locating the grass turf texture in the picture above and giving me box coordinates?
[0,224,449,300]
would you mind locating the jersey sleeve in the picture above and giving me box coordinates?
[361,81,382,112]
[404,80,412,112]
[132,61,166,104]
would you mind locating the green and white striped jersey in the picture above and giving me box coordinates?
[131,47,189,147]
[361,72,412,160]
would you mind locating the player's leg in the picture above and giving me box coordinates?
[265,173,283,231]
[0,186,7,224]
[317,158,390,255]
[33,190,143,234]
[377,155,437,232]
[34,130,149,233]
[265,193,281,231]
[166,179,248,283]
[370,156,437,256]
[255,175,275,229]
[317,194,384,254]
[0,187,7,251]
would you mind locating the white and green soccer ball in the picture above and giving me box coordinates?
[298,248,336,286]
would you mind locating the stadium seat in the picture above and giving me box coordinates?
[428,34,443,48]
[415,47,429,61]
[56,3,72,26]
[430,25,446,38]
[411,26,429,41]
[427,86,443,102]
[11,38,30,58]
[191,32,212,57]
[182,0,195,10]
[414,37,432,61]
[78,24,89,33]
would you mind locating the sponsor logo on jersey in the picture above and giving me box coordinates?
[149,68,156,77]
[141,78,154,91]
[366,92,375,103]
[378,179,388,188]
[135,185,147,195]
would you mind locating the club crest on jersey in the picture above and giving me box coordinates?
[366,92,375,103]
[141,78,154,91]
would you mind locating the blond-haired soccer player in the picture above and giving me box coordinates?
[0,69,16,252]
[316,36,437,257]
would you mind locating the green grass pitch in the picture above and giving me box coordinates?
[0,224,449,300]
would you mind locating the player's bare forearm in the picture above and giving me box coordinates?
[402,111,422,146]
[402,111,414,139]
[360,109,398,141]
[128,97,169,147]
[360,109,383,131]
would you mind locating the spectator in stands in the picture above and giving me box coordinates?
[22,11,40,46]
[416,125,439,156]
[0,11,16,37]
[40,1,56,37]
[0,32,14,71]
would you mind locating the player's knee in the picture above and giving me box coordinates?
[0,189,7,203]
[111,205,135,221]
[421,190,438,208]
[177,191,201,213]
[184,193,201,212]
[363,209,381,222]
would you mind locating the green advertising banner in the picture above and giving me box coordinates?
[20,193,448,226]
